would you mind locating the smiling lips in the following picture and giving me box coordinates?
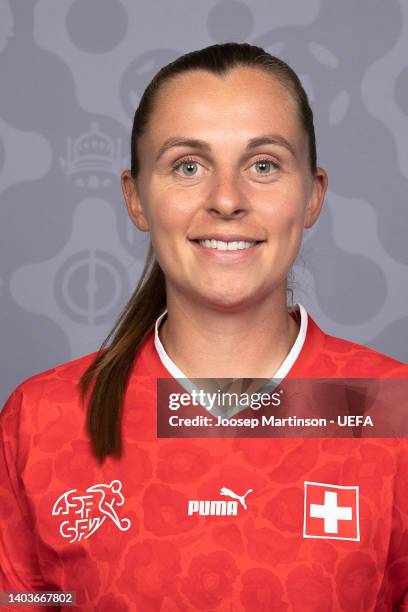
[198,239,257,251]
[190,235,265,252]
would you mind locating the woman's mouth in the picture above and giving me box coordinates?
[189,238,265,260]
[196,239,259,251]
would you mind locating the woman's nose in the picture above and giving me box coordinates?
[207,171,248,218]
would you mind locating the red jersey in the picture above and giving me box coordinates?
[1,306,408,611]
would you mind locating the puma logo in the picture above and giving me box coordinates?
[220,487,253,509]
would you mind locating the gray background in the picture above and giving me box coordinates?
[1,0,407,406]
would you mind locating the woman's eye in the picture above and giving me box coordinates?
[252,159,279,175]
[173,159,202,177]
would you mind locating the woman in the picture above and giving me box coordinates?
[1,43,407,611]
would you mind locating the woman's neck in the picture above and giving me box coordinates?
[158,292,300,378]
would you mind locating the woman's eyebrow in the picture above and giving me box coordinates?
[155,134,296,162]
[248,135,296,159]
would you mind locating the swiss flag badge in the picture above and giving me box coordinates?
[303,481,360,541]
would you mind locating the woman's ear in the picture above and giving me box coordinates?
[121,169,150,232]
[304,167,328,228]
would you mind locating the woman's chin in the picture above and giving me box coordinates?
[195,289,259,312]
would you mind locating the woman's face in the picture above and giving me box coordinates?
[123,67,327,310]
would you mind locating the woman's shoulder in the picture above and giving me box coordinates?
[1,351,100,421]
[320,330,407,377]
[20,350,100,390]
[304,313,407,377]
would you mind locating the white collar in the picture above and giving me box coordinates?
[154,303,308,380]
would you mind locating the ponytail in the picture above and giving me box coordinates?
[79,243,166,463]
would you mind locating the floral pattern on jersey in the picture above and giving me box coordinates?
[286,565,333,611]
[94,593,129,612]
[335,552,378,610]
[117,539,182,609]
[180,551,239,609]
[240,567,288,611]
[143,483,198,536]
[156,441,215,483]
[262,487,304,532]
[211,523,245,555]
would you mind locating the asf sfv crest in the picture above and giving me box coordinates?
[52,480,131,543]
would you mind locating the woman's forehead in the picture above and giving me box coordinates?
[140,67,304,159]
[155,67,296,117]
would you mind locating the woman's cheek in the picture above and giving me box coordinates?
[263,201,298,239]
[154,191,197,230]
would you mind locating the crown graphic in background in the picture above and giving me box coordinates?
[60,122,126,189]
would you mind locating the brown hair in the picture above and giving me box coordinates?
[80,42,317,463]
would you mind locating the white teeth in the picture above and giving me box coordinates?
[198,239,258,250]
